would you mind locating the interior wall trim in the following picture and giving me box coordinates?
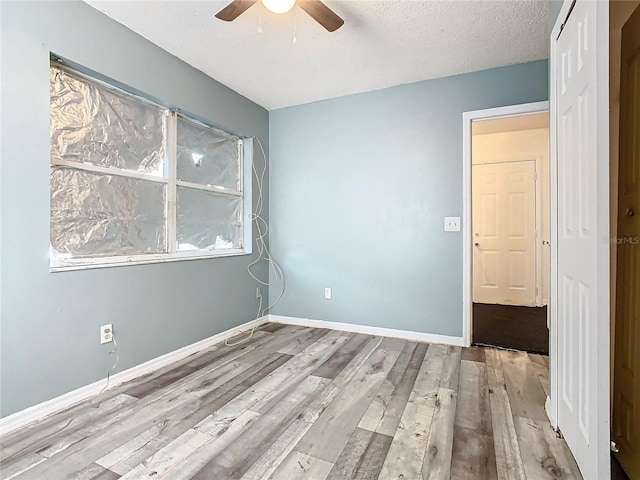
[0,316,270,436]
[461,100,550,348]
[268,314,465,347]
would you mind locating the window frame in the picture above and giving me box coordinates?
[49,63,253,272]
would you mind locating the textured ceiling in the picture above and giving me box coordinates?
[85,0,549,110]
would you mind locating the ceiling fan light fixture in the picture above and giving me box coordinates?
[215,0,343,32]
[261,0,296,14]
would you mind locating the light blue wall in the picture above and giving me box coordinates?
[269,60,548,337]
[0,1,269,417]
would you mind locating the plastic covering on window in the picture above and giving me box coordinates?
[50,167,166,258]
[50,66,166,176]
[177,187,242,251]
[177,115,241,190]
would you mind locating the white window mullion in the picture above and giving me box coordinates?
[175,179,242,197]
[167,111,178,254]
[51,158,167,184]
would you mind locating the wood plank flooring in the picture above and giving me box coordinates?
[0,324,581,479]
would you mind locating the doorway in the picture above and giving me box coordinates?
[462,105,551,353]
[612,2,640,479]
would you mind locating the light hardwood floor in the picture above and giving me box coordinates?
[0,323,581,479]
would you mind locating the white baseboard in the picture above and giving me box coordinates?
[267,315,465,347]
[0,316,269,436]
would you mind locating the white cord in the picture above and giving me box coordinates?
[99,333,120,394]
[225,136,286,346]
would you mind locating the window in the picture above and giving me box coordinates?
[49,63,251,271]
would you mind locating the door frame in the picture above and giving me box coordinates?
[461,100,549,348]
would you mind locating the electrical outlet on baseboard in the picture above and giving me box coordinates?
[324,287,332,300]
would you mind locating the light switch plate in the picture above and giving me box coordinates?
[444,217,461,232]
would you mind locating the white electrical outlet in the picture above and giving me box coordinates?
[100,324,113,344]
[324,287,332,300]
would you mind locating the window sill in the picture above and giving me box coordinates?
[49,248,251,272]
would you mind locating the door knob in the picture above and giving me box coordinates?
[625,207,635,217]
[474,243,480,246]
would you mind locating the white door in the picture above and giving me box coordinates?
[554,0,610,477]
[472,161,537,306]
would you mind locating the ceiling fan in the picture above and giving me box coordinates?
[215,0,344,32]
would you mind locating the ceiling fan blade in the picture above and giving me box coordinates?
[215,0,257,21]
[298,1,344,32]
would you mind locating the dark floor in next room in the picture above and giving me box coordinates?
[473,303,549,354]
